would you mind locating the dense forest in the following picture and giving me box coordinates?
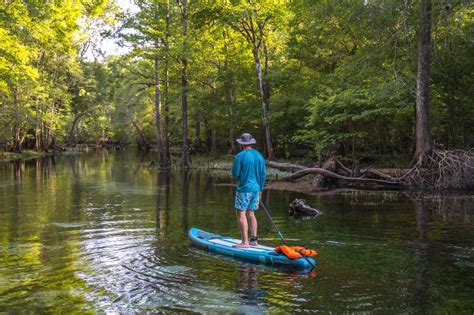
[1,0,473,170]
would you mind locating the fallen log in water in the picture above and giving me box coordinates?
[266,159,407,190]
[265,160,307,172]
[281,167,403,186]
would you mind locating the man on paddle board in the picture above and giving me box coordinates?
[231,133,267,248]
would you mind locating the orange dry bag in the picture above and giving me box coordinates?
[275,245,302,259]
[298,248,317,257]
[275,245,317,259]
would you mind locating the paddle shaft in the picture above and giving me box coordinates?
[259,200,287,246]
[259,200,316,269]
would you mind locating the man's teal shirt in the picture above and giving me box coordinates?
[231,148,266,192]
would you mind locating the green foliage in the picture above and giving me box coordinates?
[0,0,118,151]
[287,0,472,163]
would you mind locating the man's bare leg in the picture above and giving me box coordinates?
[234,210,249,248]
[246,210,258,246]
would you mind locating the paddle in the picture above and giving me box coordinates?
[259,200,316,269]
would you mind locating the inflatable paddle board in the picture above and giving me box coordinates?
[188,228,316,269]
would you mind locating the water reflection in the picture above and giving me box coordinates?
[235,266,265,313]
[182,171,191,233]
[236,266,262,298]
[413,199,432,314]
[0,152,473,313]
[156,172,164,233]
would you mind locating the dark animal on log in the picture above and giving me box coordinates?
[290,199,321,217]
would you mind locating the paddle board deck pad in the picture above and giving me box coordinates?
[188,228,316,269]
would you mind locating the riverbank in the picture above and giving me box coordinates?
[0,150,53,162]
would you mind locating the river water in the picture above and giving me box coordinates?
[0,151,473,313]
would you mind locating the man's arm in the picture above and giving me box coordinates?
[259,156,267,191]
[231,154,241,179]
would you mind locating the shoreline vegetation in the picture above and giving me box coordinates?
[2,147,473,194]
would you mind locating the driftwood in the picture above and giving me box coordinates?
[280,167,403,186]
[265,160,307,172]
[289,199,321,217]
[267,159,410,190]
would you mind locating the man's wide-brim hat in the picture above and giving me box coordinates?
[236,133,256,145]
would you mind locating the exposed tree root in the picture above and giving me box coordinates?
[403,149,474,190]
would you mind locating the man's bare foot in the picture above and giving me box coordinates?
[232,243,249,248]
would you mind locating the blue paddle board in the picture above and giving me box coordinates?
[188,228,316,270]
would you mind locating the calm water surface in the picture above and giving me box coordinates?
[0,151,473,313]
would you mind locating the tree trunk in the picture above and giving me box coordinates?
[13,128,22,153]
[180,0,191,167]
[447,95,456,149]
[44,126,51,152]
[132,121,150,150]
[163,0,171,164]
[252,45,273,159]
[203,115,211,153]
[68,112,86,146]
[195,114,201,141]
[211,81,217,158]
[35,101,41,151]
[211,112,217,158]
[35,129,41,151]
[154,56,167,166]
[228,88,236,154]
[223,30,236,155]
[413,0,433,163]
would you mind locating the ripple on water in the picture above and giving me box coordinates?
[50,222,87,229]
